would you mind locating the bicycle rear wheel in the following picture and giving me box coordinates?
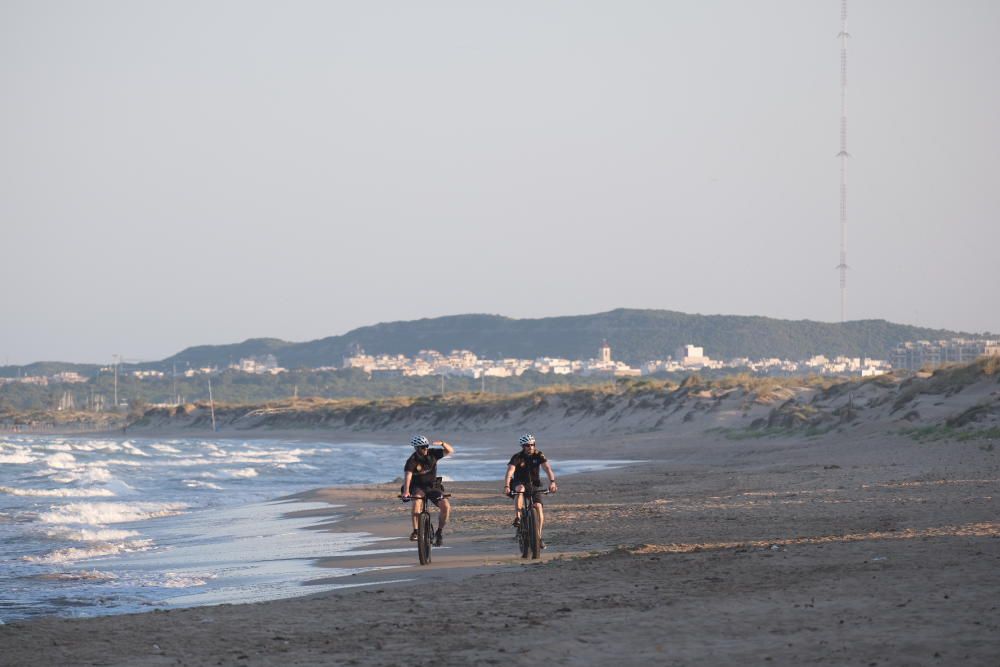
[519,509,532,559]
[417,512,433,565]
[529,505,542,559]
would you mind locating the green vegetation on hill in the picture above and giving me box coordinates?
[2,309,980,379]
[158,309,972,370]
[0,361,101,379]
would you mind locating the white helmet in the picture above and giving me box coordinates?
[411,435,430,448]
[518,433,536,446]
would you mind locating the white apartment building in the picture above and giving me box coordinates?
[892,338,1000,370]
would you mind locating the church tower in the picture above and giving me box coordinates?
[599,340,612,364]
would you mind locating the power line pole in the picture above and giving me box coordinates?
[207,377,217,432]
[836,0,851,323]
[113,353,120,408]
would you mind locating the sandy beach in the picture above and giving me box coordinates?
[1,424,998,666]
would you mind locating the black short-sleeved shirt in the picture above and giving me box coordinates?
[508,450,548,488]
[404,448,445,488]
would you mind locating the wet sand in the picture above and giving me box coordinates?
[2,428,998,666]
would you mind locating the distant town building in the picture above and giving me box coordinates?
[581,341,641,377]
[51,371,88,384]
[676,344,709,368]
[233,354,284,375]
[891,338,1000,371]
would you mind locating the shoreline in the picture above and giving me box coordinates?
[2,429,998,665]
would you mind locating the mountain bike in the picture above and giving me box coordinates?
[401,493,451,565]
[509,489,549,560]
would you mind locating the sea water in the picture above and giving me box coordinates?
[0,435,628,621]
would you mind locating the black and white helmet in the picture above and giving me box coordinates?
[518,433,536,446]
[411,435,430,448]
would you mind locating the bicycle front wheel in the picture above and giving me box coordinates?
[519,509,532,559]
[417,512,433,565]
[529,505,542,559]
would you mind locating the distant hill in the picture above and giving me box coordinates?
[1,309,980,377]
[152,309,975,370]
[0,361,102,379]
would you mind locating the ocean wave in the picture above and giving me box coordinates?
[65,441,123,453]
[43,452,77,469]
[222,468,258,479]
[198,468,258,479]
[150,444,181,454]
[37,502,187,525]
[45,527,141,542]
[225,452,302,464]
[182,480,223,490]
[0,450,35,464]
[48,467,114,485]
[157,572,214,588]
[120,442,149,457]
[36,569,119,582]
[0,486,116,498]
[160,457,210,467]
[24,539,154,564]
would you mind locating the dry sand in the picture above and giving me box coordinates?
[2,426,998,666]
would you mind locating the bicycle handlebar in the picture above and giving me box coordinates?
[506,490,552,498]
[399,494,452,502]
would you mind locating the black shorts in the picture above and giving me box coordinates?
[512,483,544,505]
[403,481,445,505]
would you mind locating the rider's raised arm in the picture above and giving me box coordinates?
[435,440,454,456]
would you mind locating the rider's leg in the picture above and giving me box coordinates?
[513,484,525,521]
[437,498,450,531]
[536,500,544,535]
[411,491,425,532]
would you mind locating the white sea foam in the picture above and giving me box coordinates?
[0,486,116,498]
[182,480,223,490]
[164,457,210,467]
[120,442,149,457]
[102,479,136,496]
[49,466,114,484]
[157,572,214,588]
[0,450,35,464]
[151,444,181,454]
[67,441,121,453]
[38,502,187,525]
[226,452,302,464]
[25,539,154,564]
[44,452,77,469]
[220,468,258,479]
[46,527,141,542]
[42,569,119,582]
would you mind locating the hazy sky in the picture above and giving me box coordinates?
[2,1,998,365]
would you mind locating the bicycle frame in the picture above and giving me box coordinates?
[510,489,548,560]
[402,493,450,565]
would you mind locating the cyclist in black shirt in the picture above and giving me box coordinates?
[504,433,557,546]
[402,435,454,546]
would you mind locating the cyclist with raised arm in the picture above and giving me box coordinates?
[504,433,557,548]
[402,435,453,546]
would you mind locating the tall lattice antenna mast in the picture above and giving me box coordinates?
[836,0,850,322]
